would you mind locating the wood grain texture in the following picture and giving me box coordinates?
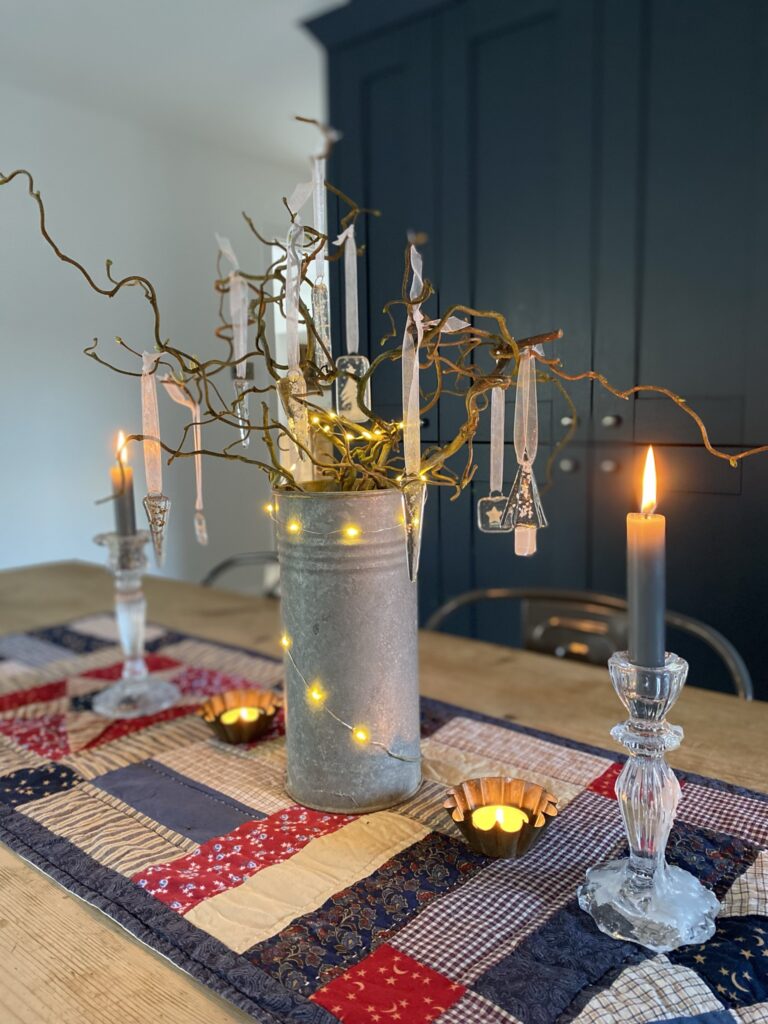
[0,560,765,1023]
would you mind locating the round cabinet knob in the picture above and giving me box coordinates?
[559,458,579,474]
[601,414,622,429]
[599,458,619,474]
[560,415,576,427]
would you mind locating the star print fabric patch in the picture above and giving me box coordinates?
[310,943,466,1023]
[669,915,768,1010]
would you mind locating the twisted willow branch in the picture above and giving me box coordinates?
[1,164,764,498]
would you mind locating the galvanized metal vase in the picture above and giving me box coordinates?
[275,487,421,813]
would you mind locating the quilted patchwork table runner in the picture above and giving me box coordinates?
[0,616,766,1024]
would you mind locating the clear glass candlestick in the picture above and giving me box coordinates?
[577,651,720,952]
[92,531,180,719]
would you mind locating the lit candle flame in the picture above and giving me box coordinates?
[641,446,657,515]
[115,430,129,465]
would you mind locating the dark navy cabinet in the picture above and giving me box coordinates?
[309,0,768,696]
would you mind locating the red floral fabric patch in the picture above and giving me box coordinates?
[132,805,355,914]
[0,712,69,759]
[588,760,687,800]
[0,680,66,712]
[83,705,195,750]
[81,654,182,681]
[311,943,466,1023]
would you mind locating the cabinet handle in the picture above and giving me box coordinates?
[599,458,619,474]
[559,458,579,474]
[601,414,622,429]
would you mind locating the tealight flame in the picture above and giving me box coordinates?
[641,446,657,515]
[115,430,129,465]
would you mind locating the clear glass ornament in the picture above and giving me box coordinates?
[477,492,513,533]
[92,531,180,719]
[233,377,250,447]
[504,460,548,556]
[142,493,171,565]
[577,651,720,951]
[335,353,371,423]
[401,480,427,582]
[312,281,332,373]
[278,369,311,458]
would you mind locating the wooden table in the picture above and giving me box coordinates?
[1,561,765,1024]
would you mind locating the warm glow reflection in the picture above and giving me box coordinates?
[641,446,657,514]
[471,805,529,833]
[115,430,129,465]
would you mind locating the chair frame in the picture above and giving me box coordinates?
[424,587,754,700]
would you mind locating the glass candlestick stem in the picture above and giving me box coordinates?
[577,651,720,952]
[92,531,179,719]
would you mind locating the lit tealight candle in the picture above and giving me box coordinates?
[471,804,529,833]
[219,707,263,726]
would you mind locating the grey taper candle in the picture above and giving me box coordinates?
[110,432,136,536]
[627,448,666,667]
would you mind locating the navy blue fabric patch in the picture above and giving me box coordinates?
[91,760,265,843]
[28,625,112,655]
[247,830,488,995]
[473,901,651,1024]
[667,820,761,899]
[669,915,768,1009]
[0,762,82,808]
[145,631,186,652]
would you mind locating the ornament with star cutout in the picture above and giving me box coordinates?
[477,492,513,533]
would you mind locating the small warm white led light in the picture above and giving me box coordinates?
[280,633,292,650]
[307,681,326,707]
[352,725,370,745]
[310,414,320,425]
[343,524,361,540]
[263,502,274,515]
[345,432,355,441]
[286,518,302,535]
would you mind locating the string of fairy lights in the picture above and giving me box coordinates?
[266,503,420,765]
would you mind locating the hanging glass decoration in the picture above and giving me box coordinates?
[161,377,208,545]
[400,242,427,581]
[333,223,371,422]
[282,217,311,465]
[503,346,547,555]
[310,154,332,379]
[477,384,514,533]
[140,351,171,564]
[215,234,250,446]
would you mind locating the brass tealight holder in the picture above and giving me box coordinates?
[198,689,281,744]
[444,776,558,859]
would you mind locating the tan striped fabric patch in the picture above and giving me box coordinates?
[152,737,292,816]
[20,782,197,875]
[60,715,210,780]
[421,735,583,809]
[160,639,283,688]
[186,812,429,951]
[0,735,48,775]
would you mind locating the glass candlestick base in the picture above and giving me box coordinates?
[92,531,180,720]
[577,651,720,952]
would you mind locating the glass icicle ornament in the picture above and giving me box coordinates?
[140,352,171,564]
[504,347,547,555]
[477,385,513,533]
[402,480,427,583]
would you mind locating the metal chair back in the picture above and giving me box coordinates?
[424,587,753,700]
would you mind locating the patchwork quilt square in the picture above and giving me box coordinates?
[0,618,765,1024]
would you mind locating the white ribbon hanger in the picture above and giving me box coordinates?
[161,376,208,546]
[216,234,250,447]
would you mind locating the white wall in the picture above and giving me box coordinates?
[0,80,303,584]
